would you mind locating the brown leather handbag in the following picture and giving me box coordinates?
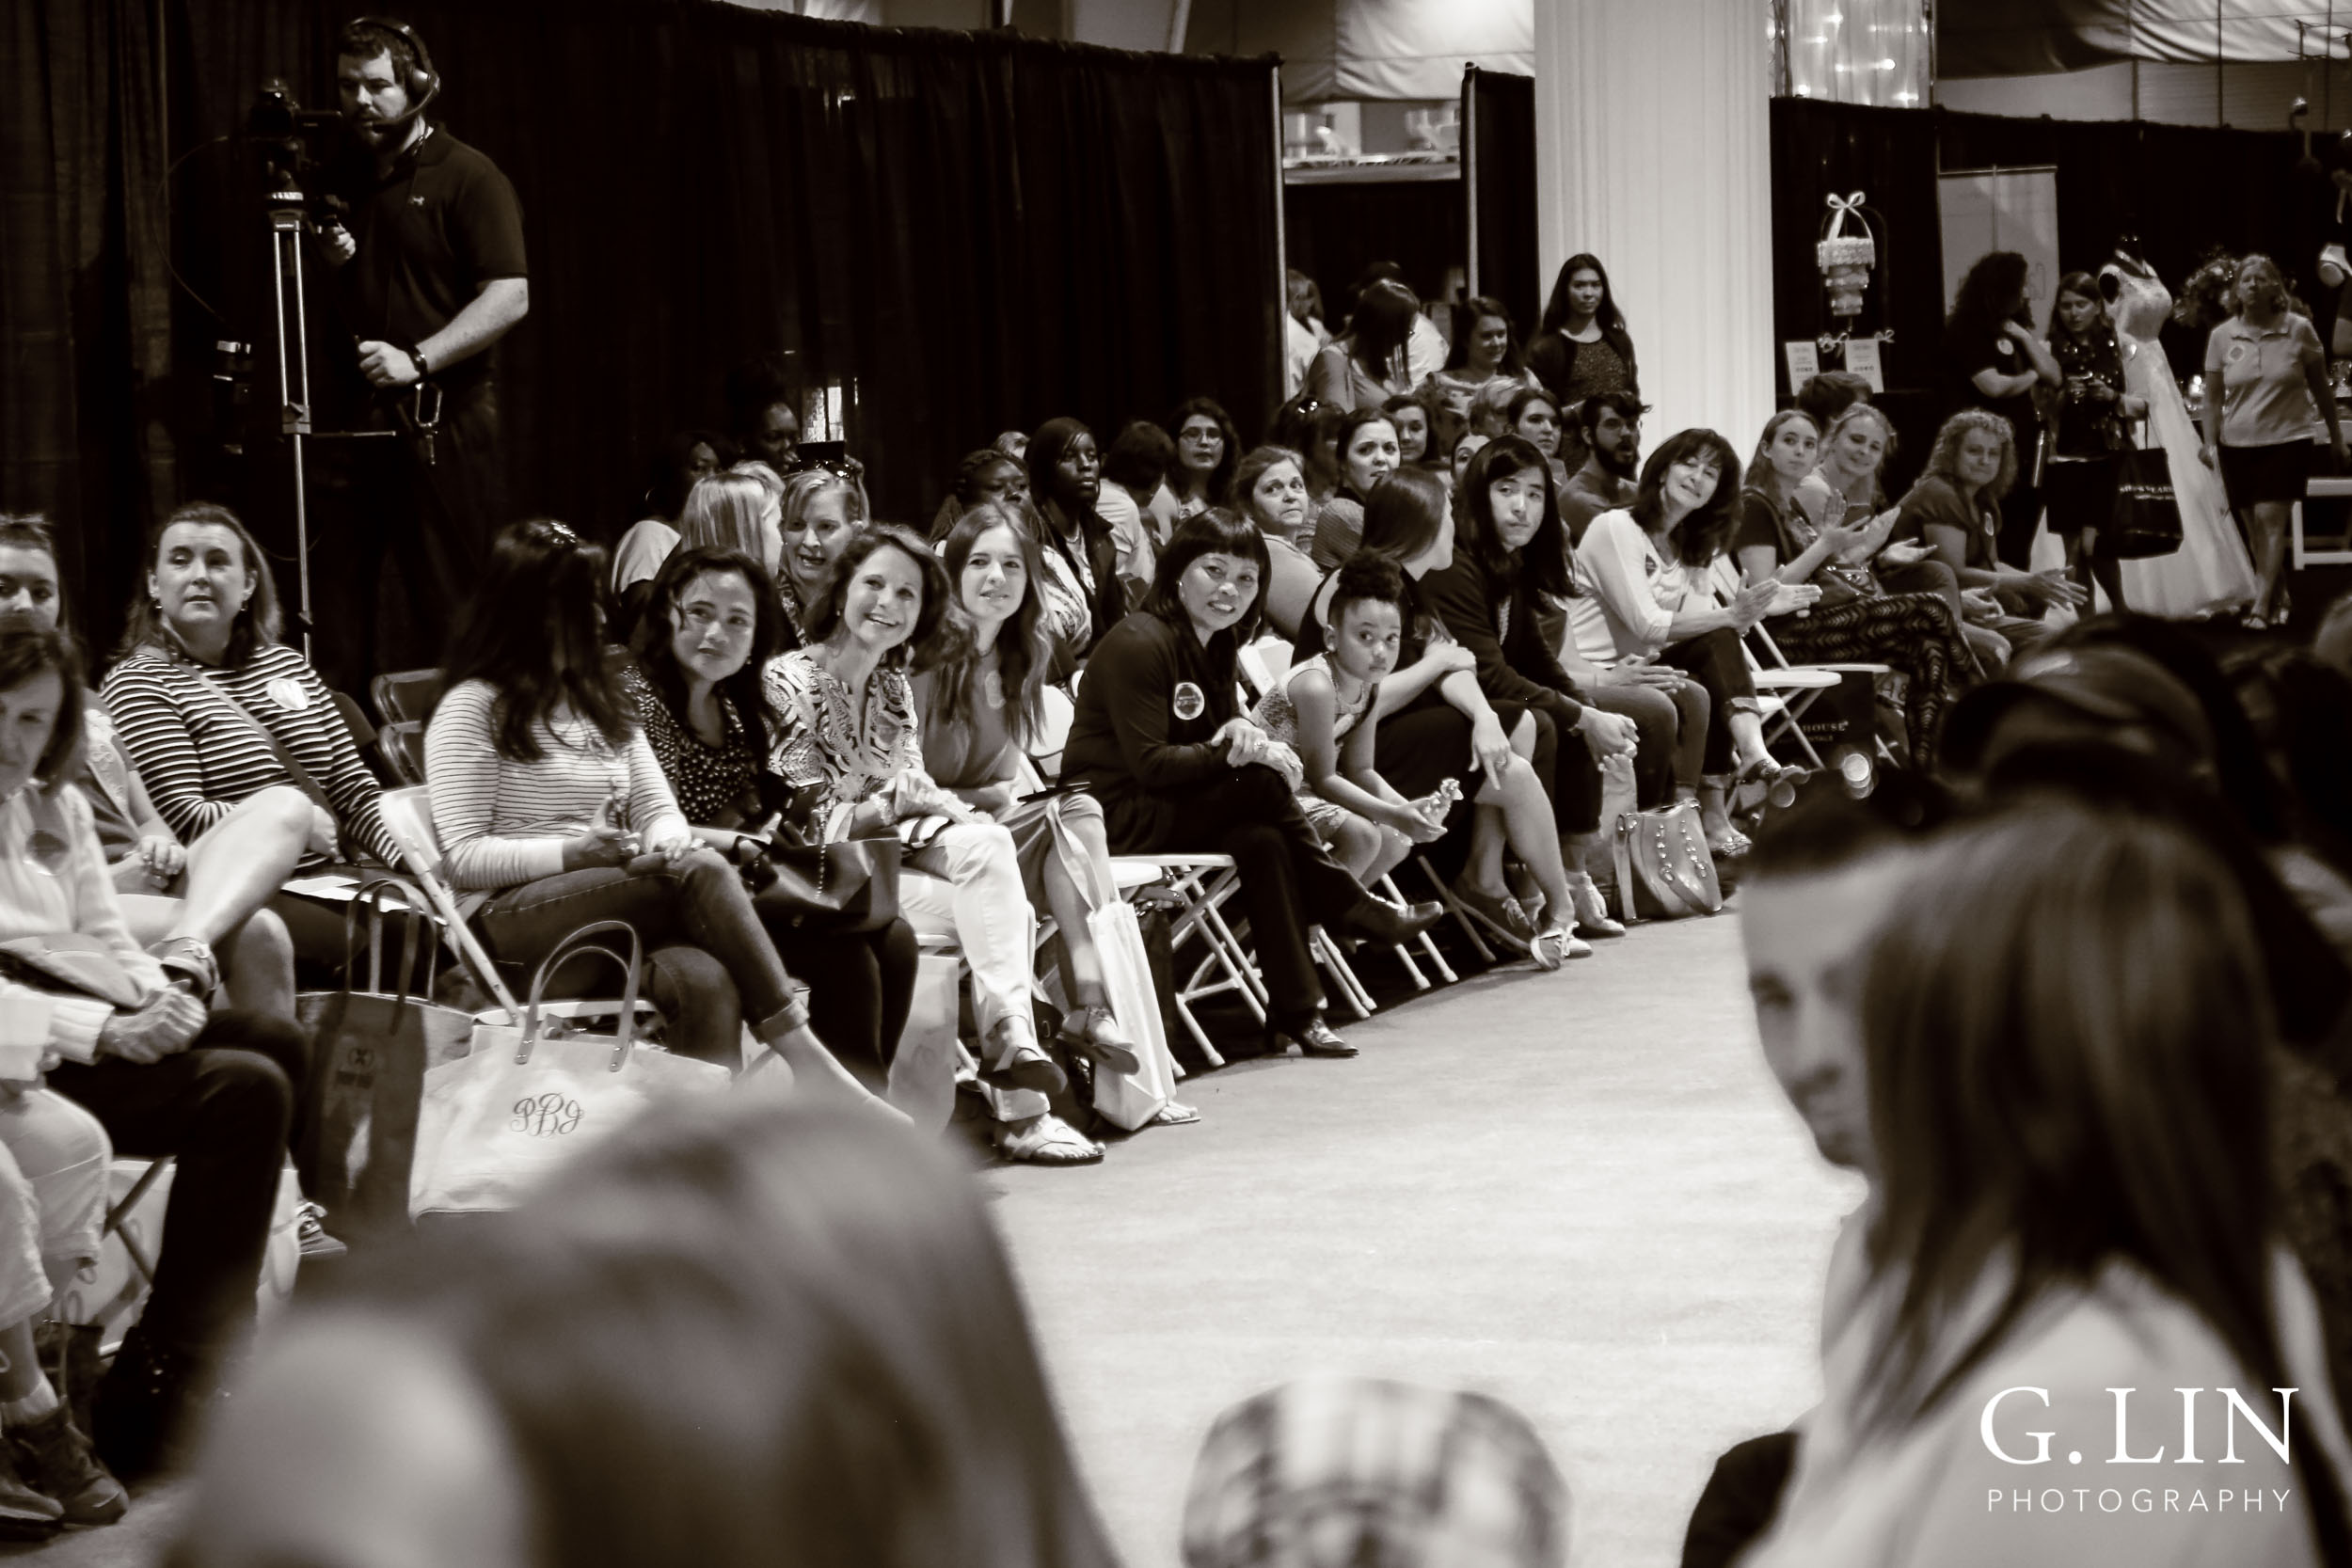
[1610,800,1724,921]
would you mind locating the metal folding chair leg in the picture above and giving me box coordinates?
[1310,927,1374,1019]
[103,1160,171,1292]
[1376,873,1454,986]
[1408,854,1494,963]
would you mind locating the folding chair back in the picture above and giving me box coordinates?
[372,668,447,727]
[378,721,426,786]
[376,786,520,1018]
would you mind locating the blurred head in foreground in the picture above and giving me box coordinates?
[1181,1375,1568,1568]
[177,1102,1119,1568]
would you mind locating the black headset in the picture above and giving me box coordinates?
[344,16,439,120]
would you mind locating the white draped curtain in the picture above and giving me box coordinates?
[1780,0,1931,105]
[1533,0,1776,461]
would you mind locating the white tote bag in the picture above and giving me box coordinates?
[1043,802,1178,1131]
[409,920,730,1218]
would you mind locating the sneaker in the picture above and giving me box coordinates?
[296,1201,347,1261]
[6,1403,125,1526]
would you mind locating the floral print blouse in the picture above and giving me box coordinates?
[762,649,969,841]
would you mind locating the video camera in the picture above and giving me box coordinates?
[245,80,346,225]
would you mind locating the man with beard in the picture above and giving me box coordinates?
[1555,391,1643,546]
[315,16,528,690]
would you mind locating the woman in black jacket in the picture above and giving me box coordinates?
[1063,511,1440,1058]
[1026,419,1131,651]
[1421,438,1644,938]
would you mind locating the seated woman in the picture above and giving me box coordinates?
[1742,802,2352,1566]
[1738,412,1981,770]
[620,546,919,1090]
[929,450,1092,678]
[1232,445,1324,642]
[2,624,308,1481]
[1026,420,1131,651]
[1380,392,1432,471]
[775,467,869,647]
[1165,397,1240,525]
[1306,278,1418,413]
[916,509,1194,1147]
[425,520,884,1107]
[0,517,297,1021]
[610,428,733,610]
[1269,393,1347,506]
[1065,512,1443,1058]
[1469,376,1523,441]
[1418,440,1653,942]
[1249,557,1448,889]
[1098,420,1172,581]
[101,503,402,972]
[1506,386,1571,489]
[1298,470,1608,957]
[1571,432,1815,857]
[1891,411,2085,655]
[1308,407,1402,570]
[763,528,1073,1121]
[0,1083,122,1529]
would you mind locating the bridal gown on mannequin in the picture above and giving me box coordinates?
[2102,262,2259,617]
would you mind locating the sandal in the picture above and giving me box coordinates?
[147,936,219,1001]
[1708,828,1755,860]
[994,1113,1104,1165]
[980,1021,1067,1098]
[1152,1101,1202,1126]
[1448,878,1534,952]
[1057,1005,1142,1076]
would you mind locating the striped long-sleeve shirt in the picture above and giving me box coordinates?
[100,642,398,867]
[424,679,690,892]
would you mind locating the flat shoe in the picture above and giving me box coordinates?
[1152,1101,1202,1126]
[1337,899,1444,946]
[1270,1017,1356,1057]
[1447,879,1534,951]
[995,1113,1103,1165]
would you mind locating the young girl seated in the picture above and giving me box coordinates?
[1250,557,1449,886]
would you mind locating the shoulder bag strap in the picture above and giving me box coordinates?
[157,654,338,821]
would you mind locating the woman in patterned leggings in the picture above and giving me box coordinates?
[1735,412,1980,768]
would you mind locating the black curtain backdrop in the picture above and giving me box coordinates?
[1282,176,1462,337]
[1465,67,1538,341]
[6,0,1280,656]
[1772,98,2331,495]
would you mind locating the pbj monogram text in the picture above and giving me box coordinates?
[510,1093,584,1137]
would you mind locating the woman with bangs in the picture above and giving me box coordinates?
[1743,803,2352,1567]
[1065,512,1442,1059]
[1572,430,1810,855]
[1421,438,1644,958]
[1738,411,1982,769]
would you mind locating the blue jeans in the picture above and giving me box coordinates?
[477,851,810,1068]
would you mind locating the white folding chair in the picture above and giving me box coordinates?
[1703,558,1873,770]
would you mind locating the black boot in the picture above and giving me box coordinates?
[92,1327,216,1483]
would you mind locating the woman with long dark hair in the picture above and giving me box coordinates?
[1572,432,1807,855]
[1307,278,1420,412]
[1421,438,1643,951]
[1429,293,1536,407]
[1298,470,1605,957]
[1738,412,1982,769]
[1742,803,2352,1565]
[1944,250,2063,569]
[1063,511,1441,1058]
[1025,419,1131,649]
[424,520,890,1107]
[2042,270,2145,612]
[1307,407,1402,571]
[621,546,919,1090]
[1164,397,1240,518]
[1526,254,1639,408]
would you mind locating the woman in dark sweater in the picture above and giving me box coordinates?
[1063,511,1441,1058]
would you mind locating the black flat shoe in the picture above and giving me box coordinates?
[1337,899,1444,946]
[1268,1017,1356,1057]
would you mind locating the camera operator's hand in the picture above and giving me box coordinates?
[320,221,357,268]
[358,340,422,389]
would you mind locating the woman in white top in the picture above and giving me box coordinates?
[1745,804,2352,1567]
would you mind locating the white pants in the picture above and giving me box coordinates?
[900,821,1039,1048]
[0,1089,111,1328]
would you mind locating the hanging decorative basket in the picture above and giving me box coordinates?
[1816,193,1877,320]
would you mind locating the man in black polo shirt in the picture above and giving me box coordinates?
[317,16,527,689]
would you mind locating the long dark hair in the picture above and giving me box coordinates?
[802,526,952,667]
[274,1101,1122,1568]
[1537,253,1628,337]
[1344,279,1419,374]
[2044,270,2116,353]
[1629,429,1744,567]
[1858,804,2352,1565]
[118,501,283,668]
[931,504,1050,748]
[628,547,786,761]
[1163,398,1239,507]
[442,519,632,764]
[1329,407,1398,501]
[1456,436,1568,597]
[1444,294,1525,374]
[0,623,87,794]
[1947,250,2030,345]
[1142,509,1269,652]
[1356,467,1452,569]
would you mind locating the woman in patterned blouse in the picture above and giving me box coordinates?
[763,528,1071,1113]
[622,546,919,1087]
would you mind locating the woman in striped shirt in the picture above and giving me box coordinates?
[100,503,397,973]
[425,520,888,1112]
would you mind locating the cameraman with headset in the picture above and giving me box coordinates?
[315,16,527,689]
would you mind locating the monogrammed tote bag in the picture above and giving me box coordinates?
[409,920,729,1218]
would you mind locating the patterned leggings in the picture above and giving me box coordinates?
[1767,593,1979,769]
